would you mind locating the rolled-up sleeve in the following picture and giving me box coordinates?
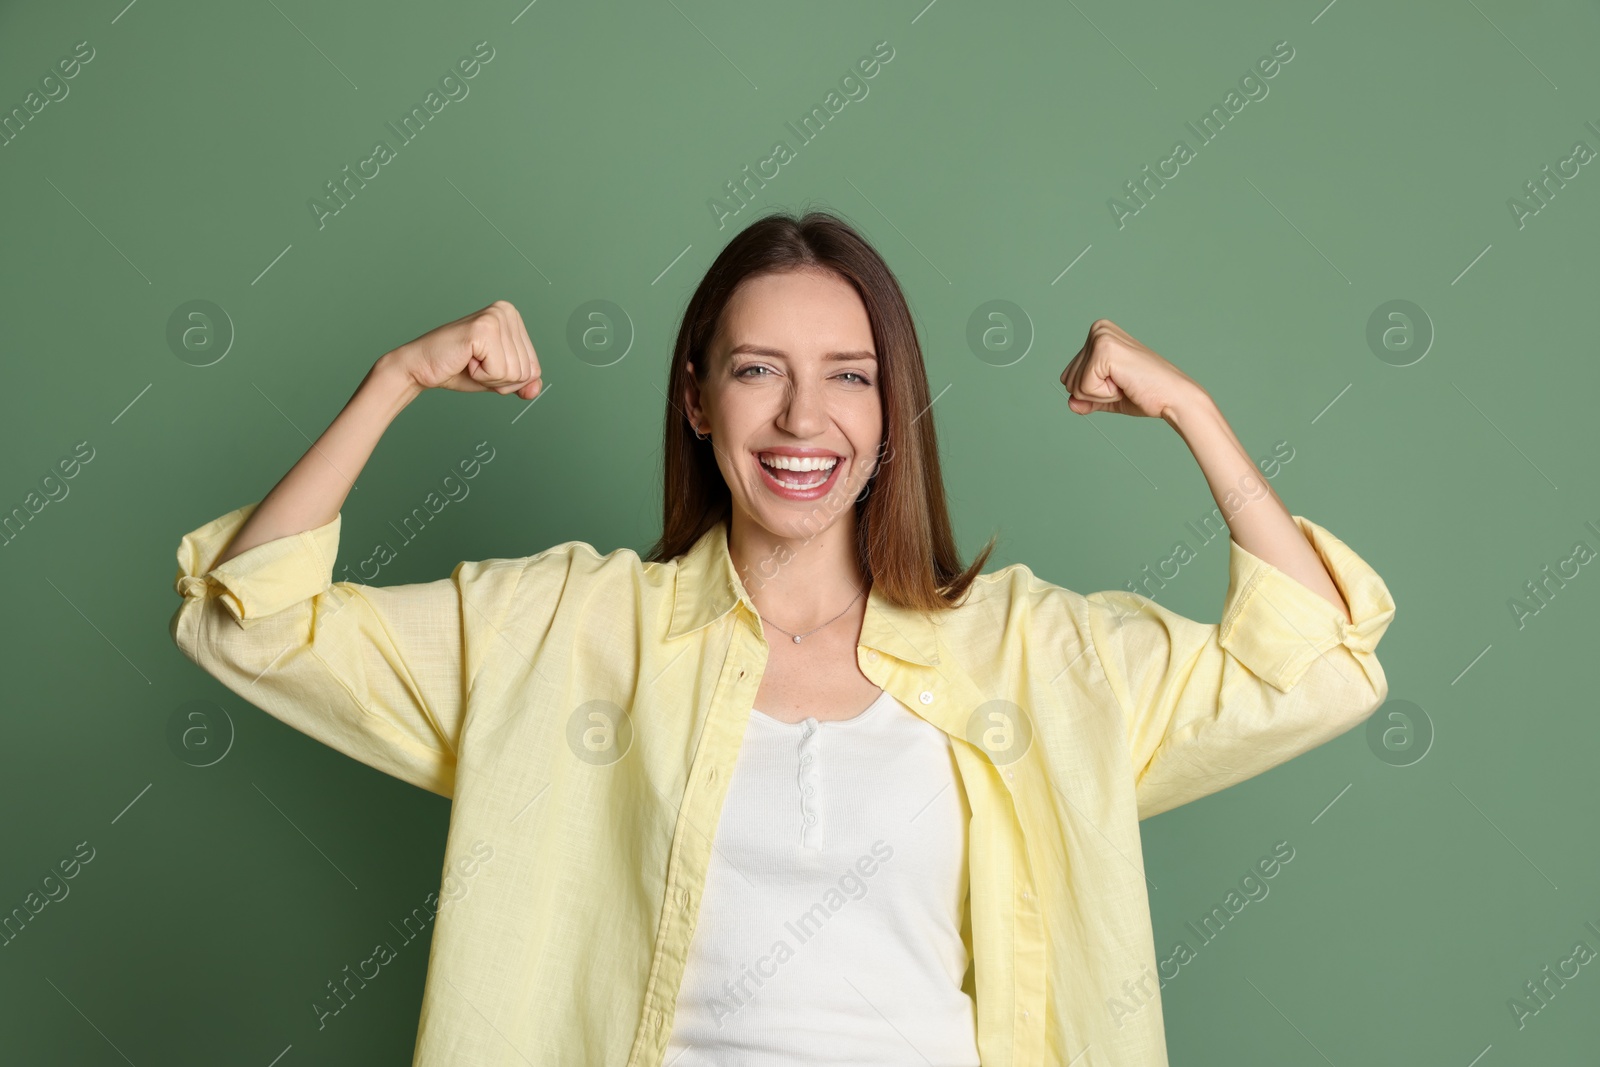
[1083,515,1397,820]
[168,501,515,798]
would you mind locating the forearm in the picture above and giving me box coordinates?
[1161,389,1351,622]
[214,354,424,567]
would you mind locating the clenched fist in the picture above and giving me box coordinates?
[1060,319,1202,419]
[387,300,544,399]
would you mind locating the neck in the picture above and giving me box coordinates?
[728,509,869,630]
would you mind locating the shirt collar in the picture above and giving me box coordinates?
[666,518,941,667]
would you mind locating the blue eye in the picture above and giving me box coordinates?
[735,365,871,385]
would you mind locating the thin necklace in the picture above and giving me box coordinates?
[757,589,864,643]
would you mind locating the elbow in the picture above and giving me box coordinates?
[1367,663,1390,711]
[1299,642,1390,736]
[1342,650,1390,730]
[168,585,226,665]
[168,600,200,665]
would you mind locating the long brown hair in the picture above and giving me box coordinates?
[644,208,996,613]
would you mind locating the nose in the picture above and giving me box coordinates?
[774,375,829,438]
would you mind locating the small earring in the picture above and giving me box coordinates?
[693,425,709,441]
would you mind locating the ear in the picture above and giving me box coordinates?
[683,363,704,432]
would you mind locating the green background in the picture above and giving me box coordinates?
[2,0,1597,1062]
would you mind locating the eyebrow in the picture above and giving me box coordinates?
[727,343,878,362]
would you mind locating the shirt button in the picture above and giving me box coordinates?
[1007,770,1015,780]
[1022,1010,1030,1020]
[1021,890,1030,901]
[804,785,815,796]
[805,812,817,824]
[801,754,813,764]
[919,691,933,704]
[868,650,879,661]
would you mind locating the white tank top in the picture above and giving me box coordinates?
[664,688,981,1066]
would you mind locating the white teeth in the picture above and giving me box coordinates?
[758,453,839,472]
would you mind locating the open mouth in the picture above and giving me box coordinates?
[756,452,842,495]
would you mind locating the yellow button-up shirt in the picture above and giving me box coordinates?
[169,502,1395,1066]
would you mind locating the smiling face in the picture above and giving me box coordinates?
[686,268,884,541]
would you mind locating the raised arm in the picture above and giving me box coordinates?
[1060,319,1396,818]
[170,301,544,797]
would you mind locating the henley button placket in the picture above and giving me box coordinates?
[797,719,824,849]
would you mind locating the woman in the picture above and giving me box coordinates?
[170,210,1396,1066]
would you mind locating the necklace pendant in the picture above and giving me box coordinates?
[793,635,803,643]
